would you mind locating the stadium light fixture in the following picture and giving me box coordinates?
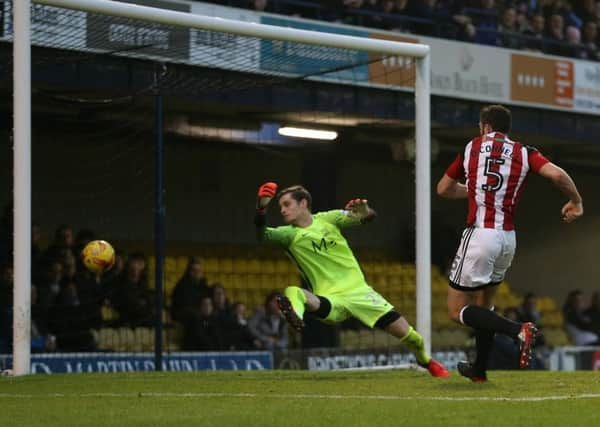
[278,126,338,141]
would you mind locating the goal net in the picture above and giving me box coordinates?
[2,0,434,375]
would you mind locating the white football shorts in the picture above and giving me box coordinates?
[448,227,516,290]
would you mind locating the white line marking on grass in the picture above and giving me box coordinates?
[1,392,600,402]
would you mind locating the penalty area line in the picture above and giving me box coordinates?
[1,392,600,402]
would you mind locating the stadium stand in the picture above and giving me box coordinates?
[206,0,600,60]
[146,249,570,349]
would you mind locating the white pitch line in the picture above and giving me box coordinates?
[1,392,600,402]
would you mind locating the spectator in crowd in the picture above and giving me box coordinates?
[182,296,223,350]
[31,285,57,353]
[563,290,600,345]
[43,224,75,265]
[102,247,125,286]
[170,256,211,323]
[60,251,78,288]
[249,291,289,350]
[36,260,63,308]
[446,0,477,41]
[212,283,231,325]
[521,13,546,52]
[111,252,154,327]
[474,0,500,46]
[514,3,530,32]
[545,13,568,56]
[581,20,600,60]
[499,6,522,49]
[48,279,99,352]
[585,291,600,332]
[517,292,542,325]
[564,25,586,58]
[75,261,113,328]
[225,302,261,350]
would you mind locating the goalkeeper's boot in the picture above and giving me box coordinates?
[418,358,450,378]
[276,295,305,332]
[457,361,487,383]
[517,322,538,369]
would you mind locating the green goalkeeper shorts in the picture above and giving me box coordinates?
[318,286,395,328]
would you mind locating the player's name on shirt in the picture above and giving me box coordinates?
[478,140,514,159]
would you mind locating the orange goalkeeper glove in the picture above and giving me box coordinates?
[257,182,278,210]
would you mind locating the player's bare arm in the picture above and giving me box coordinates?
[344,198,377,222]
[436,174,468,199]
[537,163,583,223]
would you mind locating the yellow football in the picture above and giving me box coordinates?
[81,240,115,274]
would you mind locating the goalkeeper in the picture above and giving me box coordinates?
[254,182,449,377]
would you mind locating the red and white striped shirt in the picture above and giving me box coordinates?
[445,132,550,230]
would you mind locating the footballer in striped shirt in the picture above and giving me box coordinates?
[437,104,583,382]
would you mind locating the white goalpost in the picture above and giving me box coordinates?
[13,0,32,377]
[12,0,432,375]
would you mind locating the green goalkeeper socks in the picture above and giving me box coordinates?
[400,326,431,366]
[284,286,306,319]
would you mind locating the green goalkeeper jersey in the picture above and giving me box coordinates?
[259,210,367,295]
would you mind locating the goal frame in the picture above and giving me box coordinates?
[13,0,432,375]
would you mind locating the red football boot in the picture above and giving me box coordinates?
[420,358,450,378]
[518,322,538,369]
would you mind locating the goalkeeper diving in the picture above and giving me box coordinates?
[254,182,449,377]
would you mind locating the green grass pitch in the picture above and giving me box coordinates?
[1,370,599,426]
